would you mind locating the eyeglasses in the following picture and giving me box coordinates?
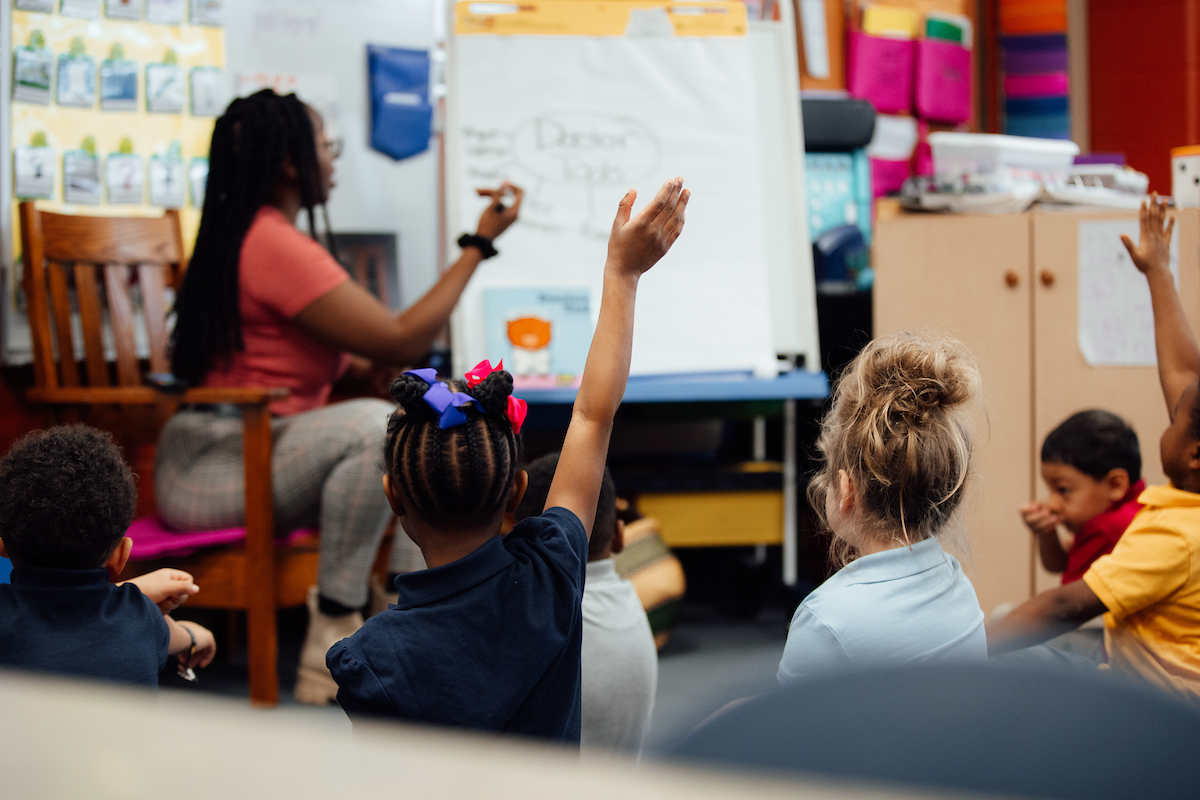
[323,138,344,159]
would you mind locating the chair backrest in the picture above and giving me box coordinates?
[19,201,187,392]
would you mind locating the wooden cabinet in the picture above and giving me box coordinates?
[874,207,1200,612]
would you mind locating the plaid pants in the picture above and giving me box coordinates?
[155,398,425,607]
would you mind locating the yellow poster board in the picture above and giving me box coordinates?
[10,9,224,250]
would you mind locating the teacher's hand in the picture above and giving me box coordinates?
[475,181,524,240]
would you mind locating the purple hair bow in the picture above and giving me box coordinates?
[404,369,482,430]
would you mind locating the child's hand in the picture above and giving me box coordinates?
[1121,193,1175,276]
[124,568,198,613]
[1019,502,1060,538]
[474,181,524,240]
[605,178,689,279]
[176,620,217,669]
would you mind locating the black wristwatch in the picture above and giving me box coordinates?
[458,233,498,259]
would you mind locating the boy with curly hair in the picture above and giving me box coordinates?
[0,425,215,687]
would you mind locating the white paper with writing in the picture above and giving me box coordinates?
[451,35,777,378]
[1078,219,1179,367]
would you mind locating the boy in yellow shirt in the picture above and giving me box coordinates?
[988,196,1200,705]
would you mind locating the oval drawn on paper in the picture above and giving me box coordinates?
[512,112,661,187]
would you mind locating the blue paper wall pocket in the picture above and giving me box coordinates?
[368,45,434,162]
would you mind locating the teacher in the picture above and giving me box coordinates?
[156,89,522,704]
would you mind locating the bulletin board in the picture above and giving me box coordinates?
[3,0,225,363]
[446,0,818,383]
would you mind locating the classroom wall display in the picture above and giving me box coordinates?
[144,0,182,25]
[147,146,185,208]
[13,139,55,199]
[105,150,143,203]
[447,0,818,378]
[146,54,185,112]
[105,0,142,20]
[15,0,53,12]
[63,140,101,204]
[99,44,138,110]
[55,39,96,107]
[190,0,221,27]
[188,156,207,207]
[59,0,100,20]
[3,4,225,362]
[13,32,53,105]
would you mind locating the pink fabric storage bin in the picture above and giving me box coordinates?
[915,38,972,124]
[848,30,915,115]
[1003,72,1069,98]
[871,157,911,198]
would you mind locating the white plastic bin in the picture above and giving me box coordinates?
[929,133,1080,179]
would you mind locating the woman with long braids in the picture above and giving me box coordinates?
[156,89,522,704]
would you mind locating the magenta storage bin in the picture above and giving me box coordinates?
[915,38,972,123]
[871,157,911,198]
[1003,72,1069,98]
[848,30,915,115]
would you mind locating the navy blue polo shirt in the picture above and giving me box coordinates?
[328,506,588,742]
[0,566,170,687]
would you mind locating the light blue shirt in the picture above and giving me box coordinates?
[777,537,987,686]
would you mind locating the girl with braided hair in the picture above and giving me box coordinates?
[327,178,689,740]
[155,89,524,704]
[777,332,989,686]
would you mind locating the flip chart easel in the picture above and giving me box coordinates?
[445,0,818,381]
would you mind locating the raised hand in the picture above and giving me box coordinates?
[474,181,524,240]
[1121,193,1175,275]
[606,178,690,278]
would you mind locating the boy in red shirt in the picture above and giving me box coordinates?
[1021,410,1145,586]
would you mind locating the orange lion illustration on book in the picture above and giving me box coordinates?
[506,315,552,376]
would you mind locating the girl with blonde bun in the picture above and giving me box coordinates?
[777,332,988,685]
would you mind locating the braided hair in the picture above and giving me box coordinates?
[171,89,338,385]
[384,371,524,528]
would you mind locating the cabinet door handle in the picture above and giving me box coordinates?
[1005,270,1020,288]
[1040,270,1056,287]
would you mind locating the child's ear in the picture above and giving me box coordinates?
[382,475,405,517]
[506,469,529,514]
[611,519,626,555]
[105,537,132,582]
[1188,442,1200,474]
[838,470,856,515]
[1104,468,1131,503]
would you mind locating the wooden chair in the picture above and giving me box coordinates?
[18,201,319,706]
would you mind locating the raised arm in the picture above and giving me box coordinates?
[1121,194,1200,417]
[544,178,689,537]
[293,183,524,366]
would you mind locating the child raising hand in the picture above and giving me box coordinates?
[328,179,689,740]
[989,197,1200,705]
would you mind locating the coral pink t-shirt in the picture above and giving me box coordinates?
[202,206,350,416]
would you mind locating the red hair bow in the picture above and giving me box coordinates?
[465,359,503,388]
[466,359,526,435]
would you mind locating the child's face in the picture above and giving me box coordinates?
[1041,462,1119,534]
[1160,383,1200,489]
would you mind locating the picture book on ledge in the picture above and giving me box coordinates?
[482,287,593,389]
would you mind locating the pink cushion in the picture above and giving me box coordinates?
[126,517,316,560]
